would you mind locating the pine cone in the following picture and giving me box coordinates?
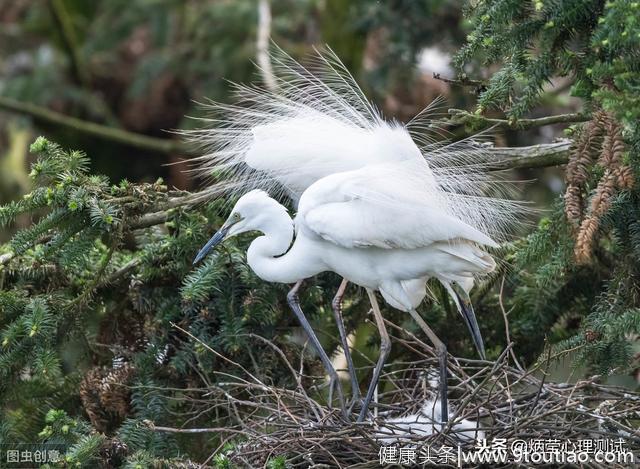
[584,329,600,343]
[80,363,134,432]
[100,363,134,418]
[80,368,110,432]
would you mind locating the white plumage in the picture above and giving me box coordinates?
[297,162,499,251]
[375,398,485,444]
[190,46,524,422]
[201,188,496,306]
[186,46,521,243]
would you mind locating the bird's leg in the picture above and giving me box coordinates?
[287,280,347,419]
[408,309,448,426]
[357,289,391,423]
[331,278,361,411]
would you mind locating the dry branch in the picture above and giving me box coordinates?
[146,323,640,468]
[256,0,277,92]
[486,140,570,170]
[0,96,192,155]
[1,96,572,170]
[448,109,590,130]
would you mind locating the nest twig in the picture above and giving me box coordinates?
[147,322,640,468]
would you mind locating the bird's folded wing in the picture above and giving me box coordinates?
[298,165,499,250]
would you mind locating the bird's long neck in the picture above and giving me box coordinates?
[246,209,320,283]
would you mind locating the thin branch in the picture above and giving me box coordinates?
[432,73,486,89]
[256,0,277,92]
[145,421,221,434]
[0,96,193,155]
[448,108,590,130]
[499,275,525,371]
[48,0,89,88]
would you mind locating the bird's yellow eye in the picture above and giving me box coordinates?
[232,212,241,221]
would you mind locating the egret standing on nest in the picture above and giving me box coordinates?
[189,47,521,422]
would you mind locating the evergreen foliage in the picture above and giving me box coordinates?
[455,0,640,373]
[0,137,347,465]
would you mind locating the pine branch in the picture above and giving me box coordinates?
[0,96,193,155]
[105,258,141,284]
[130,187,218,229]
[432,73,486,89]
[486,140,571,170]
[127,142,569,229]
[448,109,590,130]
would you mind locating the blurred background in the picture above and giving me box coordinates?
[0,0,578,242]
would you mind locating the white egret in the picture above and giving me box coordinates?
[189,47,522,421]
[193,162,499,422]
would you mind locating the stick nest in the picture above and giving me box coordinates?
[167,323,640,468]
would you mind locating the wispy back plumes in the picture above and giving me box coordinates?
[182,45,527,242]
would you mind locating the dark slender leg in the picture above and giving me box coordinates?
[357,289,391,422]
[331,278,361,409]
[287,280,347,419]
[437,343,448,423]
[408,309,448,426]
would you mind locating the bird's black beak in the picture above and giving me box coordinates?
[451,283,486,360]
[193,224,231,264]
[459,300,486,360]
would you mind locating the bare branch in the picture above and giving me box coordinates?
[145,421,221,434]
[486,140,571,170]
[0,96,193,156]
[256,0,277,92]
[448,108,590,130]
[432,73,486,89]
[48,0,89,88]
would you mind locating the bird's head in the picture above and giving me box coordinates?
[193,190,287,264]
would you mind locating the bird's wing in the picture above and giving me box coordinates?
[297,162,499,250]
[183,47,430,199]
[184,46,525,241]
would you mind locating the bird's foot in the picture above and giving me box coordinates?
[347,395,364,415]
[324,376,348,420]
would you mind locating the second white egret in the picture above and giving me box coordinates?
[194,158,499,421]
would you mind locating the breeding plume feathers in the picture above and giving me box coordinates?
[184,45,525,242]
